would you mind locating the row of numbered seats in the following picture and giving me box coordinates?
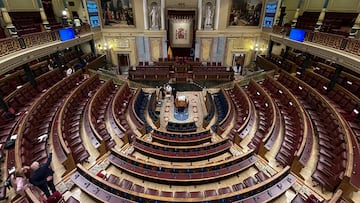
[278,73,348,192]
[19,71,84,167]
[112,83,133,139]
[89,80,118,150]
[262,77,308,166]
[133,137,231,161]
[211,90,229,133]
[228,83,254,141]
[72,163,295,202]
[59,74,101,164]
[152,129,211,145]
[109,149,256,184]
[244,80,275,152]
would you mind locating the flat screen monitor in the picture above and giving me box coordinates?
[90,16,100,28]
[263,1,277,28]
[289,29,306,42]
[58,28,75,41]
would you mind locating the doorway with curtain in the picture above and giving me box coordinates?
[117,53,130,74]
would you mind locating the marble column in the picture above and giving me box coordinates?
[314,0,329,32]
[198,0,202,30]
[0,4,17,37]
[79,0,88,23]
[349,13,360,38]
[62,0,72,25]
[143,0,148,30]
[274,0,283,26]
[37,0,50,31]
[161,0,165,30]
[214,0,220,30]
[291,0,302,28]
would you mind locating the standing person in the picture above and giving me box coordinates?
[160,86,165,99]
[29,153,56,198]
[172,87,177,100]
[73,16,82,35]
[10,167,30,196]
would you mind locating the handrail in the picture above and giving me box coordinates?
[270,30,360,74]
[0,24,91,58]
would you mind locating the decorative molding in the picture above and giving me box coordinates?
[200,38,213,61]
[149,37,163,61]
[110,38,130,48]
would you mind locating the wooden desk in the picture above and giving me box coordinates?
[174,99,188,109]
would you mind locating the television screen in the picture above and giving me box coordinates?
[263,16,274,28]
[289,29,306,42]
[263,1,277,28]
[90,16,100,28]
[87,0,100,28]
[58,28,75,41]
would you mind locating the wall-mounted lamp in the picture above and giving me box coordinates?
[62,10,68,26]
[250,43,265,52]
[98,43,112,51]
[97,42,113,66]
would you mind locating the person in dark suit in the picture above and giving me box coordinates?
[172,87,177,100]
[160,87,165,99]
[29,153,56,198]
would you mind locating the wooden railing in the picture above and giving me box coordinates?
[0,37,22,56]
[0,23,91,57]
[272,27,360,57]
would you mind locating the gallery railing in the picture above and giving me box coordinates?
[272,25,360,56]
[0,24,91,57]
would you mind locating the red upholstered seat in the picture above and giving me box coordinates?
[120,179,133,190]
[107,174,120,185]
[0,186,7,200]
[189,191,203,198]
[131,184,145,193]
[160,191,173,197]
[255,171,270,182]
[145,188,159,196]
[232,182,245,191]
[204,189,217,198]
[174,191,188,198]
[218,187,231,195]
